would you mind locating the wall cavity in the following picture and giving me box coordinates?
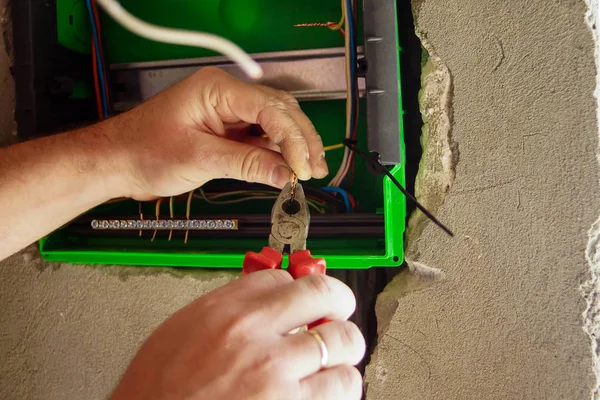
[405,25,457,259]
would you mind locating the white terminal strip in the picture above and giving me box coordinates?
[91,219,238,230]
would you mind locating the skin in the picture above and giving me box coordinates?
[0,67,328,259]
[111,270,365,400]
[0,68,366,399]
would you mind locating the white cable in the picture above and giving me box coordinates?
[328,0,352,187]
[95,0,263,79]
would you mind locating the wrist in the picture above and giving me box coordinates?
[73,119,132,200]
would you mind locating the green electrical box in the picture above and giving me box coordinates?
[38,0,406,269]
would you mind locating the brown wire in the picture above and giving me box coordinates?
[138,202,144,237]
[151,198,163,242]
[184,191,194,244]
[168,196,174,241]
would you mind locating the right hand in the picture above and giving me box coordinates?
[111,270,366,400]
[101,67,328,201]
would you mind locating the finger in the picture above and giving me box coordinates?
[282,321,366,379]
[201,269,294,305]
[253,274,357,334]
[194,68,313,180]
[242,136,281,152]
[202,134,293,188]
[258,85,328,179]
[300,365,363,400]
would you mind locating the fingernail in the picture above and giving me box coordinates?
[319,154,329,177]
[271,165,293,188]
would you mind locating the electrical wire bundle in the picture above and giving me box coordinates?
[86,0,111,120]
[90,1,454,235]
[196,182,356,213]
[196,189,328,214]
[328,0,359,188]
[292,1,453,234]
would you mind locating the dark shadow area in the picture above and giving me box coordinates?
[334,0,422,377]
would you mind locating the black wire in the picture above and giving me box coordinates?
[343,139,454,237]
[201,181,348,213]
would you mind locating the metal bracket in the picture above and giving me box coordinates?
[111,47,365,111]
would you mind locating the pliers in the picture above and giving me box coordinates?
[243,182,326,279]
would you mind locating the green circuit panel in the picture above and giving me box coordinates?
[57,0,363,63]
[48,0,406,269]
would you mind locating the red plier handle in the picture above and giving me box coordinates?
[243,248,328,328]
[243,247,326,277]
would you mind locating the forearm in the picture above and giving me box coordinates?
[0,121,126,260]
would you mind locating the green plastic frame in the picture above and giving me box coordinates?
[42,0,406,269]
[39,166,405,268]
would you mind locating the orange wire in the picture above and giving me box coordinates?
[91,40,103,120]
[327,22,345,38]
[168,197,174,241]
[348,192,356,210]
[138,202,144,237]
[91,0,111,109]
[184,191,193,244]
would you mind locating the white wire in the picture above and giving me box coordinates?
[95,0,263,79]
[328,0,352,187]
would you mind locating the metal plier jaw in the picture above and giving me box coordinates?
[243,182,326,280]
[268,182,309,254]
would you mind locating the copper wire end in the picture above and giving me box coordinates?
[138,202,144,237]
[151,198,162,242]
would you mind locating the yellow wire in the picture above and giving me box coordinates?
[324,143,344,151]
[195,190,326,213]
[328,0,345,31]
[168,196,174,241]
[151,198,162,242]
[329,0,352,187]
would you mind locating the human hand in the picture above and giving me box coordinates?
[103,67,328,200]
[111,270,365,400]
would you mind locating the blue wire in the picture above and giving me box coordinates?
[341,0,358,189]
[321,187,352,212]
[345,0,358,135]
[85,0,109,118]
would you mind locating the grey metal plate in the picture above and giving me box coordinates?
[363,0,402,165]
[111,47,365,111]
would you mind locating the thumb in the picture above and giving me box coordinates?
[205,135,294,188]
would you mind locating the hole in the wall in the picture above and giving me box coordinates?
[333,0,423,376]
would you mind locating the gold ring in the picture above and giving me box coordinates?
[306,329,329,369]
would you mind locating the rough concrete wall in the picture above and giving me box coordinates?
[583,0,600,396]
[365,0,600,399]
[1,0,599,399]
[0,248,235,400]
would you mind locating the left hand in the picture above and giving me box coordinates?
[101,67,329,200]
[111,270,366,400]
